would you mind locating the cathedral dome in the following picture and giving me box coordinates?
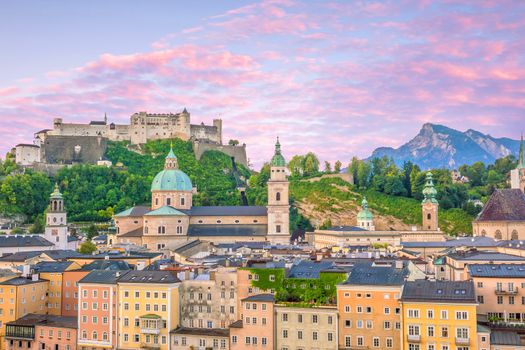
[151,169,192,192]
[357,197,373,221]
[151,146,193,192]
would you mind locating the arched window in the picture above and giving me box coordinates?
[92,331,98,340]
[181,197,185,206]
[144,226,148,234]
[481,230,486,237]
[82,331,87,339]
[176,226,183,234]
[511,230,519,240]
[103,332,108,341]
[276,225,281,233]
[427,213,431,220]
[276,192,281,201]
[158,226,165,234]
[495,230,502,240]
[166,198,171,206]
[155,198,159,206]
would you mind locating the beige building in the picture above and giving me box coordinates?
[114,139,290,248]
[275,305,338,350]
[472,188,525,241]
[171,328,229,350]
[229,294,274,350]
[180,267,238,329]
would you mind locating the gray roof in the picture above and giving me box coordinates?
[401,280,476,303]
[323,226,368,232]
[117,270,180,284]
[490,331,522,346]
[468,264,525,278]
[402,236,497,248]
[79,270,125,284]
[0,251,42,262]
[242,294,275,302]
[288,260,335,279]
[188,224,267,237]
[0,235,54,248]
[80,260,133,271]
[188,206,267,216]
[41,250,85,260]
[67,236,80,242]
[447,250,525,261]
[344,262,408,286]
[496,240,525,250]
[170,327,228,337]
[0,277,48,286]
[476,189,525,221]
[7,314,77,329]
[34,261,75,273]
[114,206,150,217]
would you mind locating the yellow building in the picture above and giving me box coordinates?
[117,271,181,350]
[401,280,478,350]
[34,261,80,315]
[0,276,48,350]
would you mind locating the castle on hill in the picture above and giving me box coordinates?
[111,139,290,248]
[13,109,248,168]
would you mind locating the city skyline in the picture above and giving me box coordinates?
[1,0,524,167]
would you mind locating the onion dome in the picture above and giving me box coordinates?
[50,183,63,199]
[270,137,286,167]
[422,172,438,204]
[357,196,373,221]
[151,146,193,192]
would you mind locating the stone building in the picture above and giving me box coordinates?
[14,144,40,166]
[510,134,525,193]
[472,189,525,240]
[113,139,290,248]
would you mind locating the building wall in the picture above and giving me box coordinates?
[34,324,77,350]
[114,217,143,236]
[41,264,81,316]
[443,258,525,281]
[188,215,267,226]
[117,282,180,350]
[41,136,107,165]
[15,146,40,166]
[422,202,439,231]
[510,168,525,193]
[171,333,229,350]
[337,285,402,350]
[473,221,525,240]
[77,283,118,349]
[472,276,525,321]
[401,301,478,350]
[143,215,190,239]
[230,299,274,350]
[193,142,248,168]
[275,305,338,350]
[61,271,90,317]
[151,191,192,210]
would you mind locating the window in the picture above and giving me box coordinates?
[384,321,391,329]
[312,315,318,323]
[427,309,434,319]
[261,337,267,346]
[440,310,448,320]
[456,328,468,339]
[408,325,420,336]
[428,326,434,337]
[408,309,420,318]
[328,332,333,342]
[386,338,393,348]
[441,326,448,337]
[345,305,351,313]
[282,313,288,322]
[455,311,468,320]
[373,337,380,347]
[477,281,483,288]
[282,330,288,338]
[357,336,364,346]
[477,295,484,304]
[497,295,503,304]
[297,330,303,340]
[312,331,318,340]
[345,336,351,347]
[328,315,333,324]
[276,225,281,233]
[509,296,515,305]
[345,319,351,328]
[231,336,237,344]
[384,307,390,315]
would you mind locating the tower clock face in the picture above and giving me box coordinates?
[52,229,58,236]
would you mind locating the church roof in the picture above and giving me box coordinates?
[145,206,187,216]
[475,189,525,222]
[270,137,286,167]
[114,206,150,217]
[151,169,192,192]
[187,224,267,237]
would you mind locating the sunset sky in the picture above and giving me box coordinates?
[1,0,524,168]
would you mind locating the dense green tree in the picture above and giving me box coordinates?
[303,152,320,176]
[78,241,97,254]
[324,161,332,173]
[334,160,342,173]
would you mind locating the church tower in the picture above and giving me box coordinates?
[267,138,290,244]
[44,183,69,249]
[421,172,439,231]
[357,197,375,230]
[510,133,525,193]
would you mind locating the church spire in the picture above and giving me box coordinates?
[519,132,525,168]
[271,137,286,167]
[422,172,438,204]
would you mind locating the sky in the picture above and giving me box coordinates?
[1,0,524,168]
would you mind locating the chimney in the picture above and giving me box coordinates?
[395,260,403,269]
[115,271,120,278]
[22,264,31,277]
[31,273,39,281]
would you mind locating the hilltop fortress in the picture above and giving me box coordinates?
[13,109,248,169]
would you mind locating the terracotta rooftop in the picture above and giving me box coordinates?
[476,189,525,222]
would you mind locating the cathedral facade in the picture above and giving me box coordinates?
[113,140,290,249]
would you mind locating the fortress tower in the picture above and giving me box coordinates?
[510,133,525,194]
[421,172,439,231]
[44,184,69,250]
[267,138,290,244]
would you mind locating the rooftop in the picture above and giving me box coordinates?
[476,189,525,222]
[0,277,48,286]
[7,314,77,329]
[401,236,497,248]
[145,206,187,217]
[322,225,368,232]
[446,250,525,262]
[288,260,335,279]
[241,294,275,302]
[0,235,54,248]
[79,270,125,284]
[490,331,524,346]
[117,270,180,284]
[188,224,267,237]
[79,260,133,271]
[34,261,75,273]
[344,261,408,286]
[468,264,525,278]
[114,206,150,217]
[401,280,476,303]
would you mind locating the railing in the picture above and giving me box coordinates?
[455,337,470,345]
[407,334,421,342]
[140,342,160,349]
[140,328,161,335]
[495,287,519,295]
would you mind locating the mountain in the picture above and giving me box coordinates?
[368,123,521,169]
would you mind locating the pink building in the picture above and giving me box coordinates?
[77,270,122,350]
[5,314,77,350]
[229,294,274,350]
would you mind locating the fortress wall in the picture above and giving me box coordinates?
[190,124,221,144]
[51,123,109,137]
[193,141,248,167]
[41,135,107,164]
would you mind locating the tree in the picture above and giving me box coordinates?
[356,161,372,188]
[28,213,45,233]
[287,155,305,177]
[228,139,239,146]
[84,224,99,240]
[334,160,342,173]
[324,161,332,173]
[303,152,320,176]
[78,241,97,254]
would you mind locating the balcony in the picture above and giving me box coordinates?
[139,315,162,335]
[495,287,518,295]
[455,337,470,346]
[140,328,160,335]
[407,334,421,342]
[140,343,160,349]
[5,325,35,340]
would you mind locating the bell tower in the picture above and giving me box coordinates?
[510,133,525,193]
[421,172,439,231]
[267,137,290,243]
[44,183,69,249]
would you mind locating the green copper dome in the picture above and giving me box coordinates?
[271,137,286,167]
[357,197,373,220]
[422,172,438,204]
[50,183,63,199]
[151,147,193,192]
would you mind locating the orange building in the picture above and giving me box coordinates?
[229,294,274,350]
[5,314,77,350]
[77,270,122,350]
[337,262,408,349]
